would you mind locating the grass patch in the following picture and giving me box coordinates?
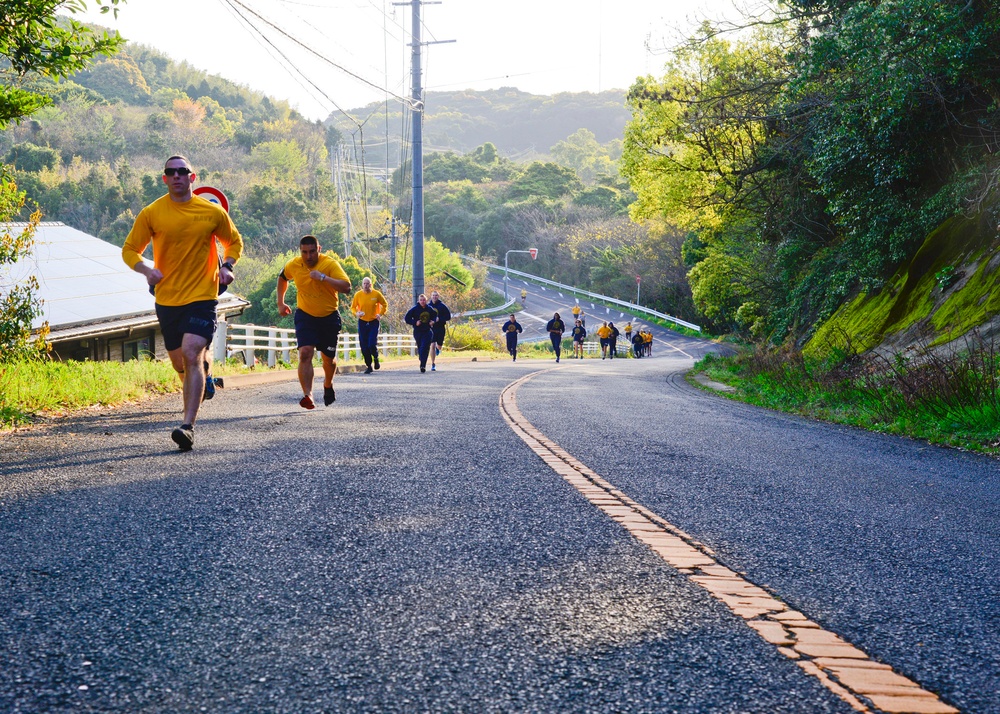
[693,336,1000,456]
[0,358,181,428]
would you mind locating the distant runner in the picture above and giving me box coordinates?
[351,276,388,374]
[546,312,566,363]
[608,321,620,359]
[571,319,586,359]
[405,294,438,373]
[597,321,612,360]
[428,290,451,372]
[502,314,523,361]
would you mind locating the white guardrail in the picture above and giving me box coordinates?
[213,321,417,367]
[464,255,701,333]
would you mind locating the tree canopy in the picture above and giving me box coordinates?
[622,0,1000,339]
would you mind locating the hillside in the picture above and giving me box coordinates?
[329,88,631,164]
[806,208,1000,358]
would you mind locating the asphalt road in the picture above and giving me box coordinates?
[1,342,996,712]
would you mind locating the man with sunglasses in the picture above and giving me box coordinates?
[122,155,243,451]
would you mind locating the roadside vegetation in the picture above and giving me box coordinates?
[694,336,1000,456]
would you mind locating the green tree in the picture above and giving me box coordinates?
[550,128,620,184]
[5,142,59,172]
[0,0,125,128]
[74,56,151,104]
[505,162,581,201]
[0,0,125,360]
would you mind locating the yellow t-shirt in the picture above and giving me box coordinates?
[597,325,612,339]
[282,253,350,317]
[644,332,653,343]
[572,306,581,316]
[351,289,388,322]
[122,194,243,307]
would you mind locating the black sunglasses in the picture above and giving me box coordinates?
[164,167,192,177]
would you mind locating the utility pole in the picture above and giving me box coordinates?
[343,197,353,258]
[396,0,452,303]
[409,0,424,304]
[389,215,398,284]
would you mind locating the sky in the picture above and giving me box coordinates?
[80,0,743,122]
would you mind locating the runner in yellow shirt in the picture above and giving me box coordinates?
[277,236,351,409]
[596,322,612,359]
[351,276,388,374]
[122,155,243,451]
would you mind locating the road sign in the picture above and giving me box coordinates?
[193,186,229,212]
[529,248,538,259]
[636,275,641,284]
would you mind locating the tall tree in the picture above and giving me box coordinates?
[0,0,125,358]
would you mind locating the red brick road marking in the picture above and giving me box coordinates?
[500,371,958,714]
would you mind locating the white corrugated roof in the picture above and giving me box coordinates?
[1,222,247,332]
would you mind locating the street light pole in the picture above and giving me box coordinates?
[504,248,536,300]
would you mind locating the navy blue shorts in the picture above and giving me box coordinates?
[294,309,342,358]
[155,300,218,352]
[432,324,446,346]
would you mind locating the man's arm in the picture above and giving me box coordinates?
[277,273,292,316]
[309,270,350,293]
[121,211,162,287]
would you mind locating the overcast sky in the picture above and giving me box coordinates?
[81,0,743,121]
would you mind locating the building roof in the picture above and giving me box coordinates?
[1,222,248,340]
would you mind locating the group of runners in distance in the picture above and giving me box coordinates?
[502,309,651,363]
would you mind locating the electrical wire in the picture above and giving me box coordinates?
[226,0,417,108]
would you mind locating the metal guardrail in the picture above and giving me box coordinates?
[214,321,416,367]
[463,255,701,333]
[455,295,516,318]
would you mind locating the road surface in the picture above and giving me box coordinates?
[1,341,996,712]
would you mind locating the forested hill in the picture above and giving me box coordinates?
[329,88,631,162]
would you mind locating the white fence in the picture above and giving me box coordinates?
[214,321,416,367]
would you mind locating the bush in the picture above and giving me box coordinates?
[445,322,500,352]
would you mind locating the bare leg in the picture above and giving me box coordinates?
[298,346,316,397]
[321,353,336,388]
[177,333,209,426]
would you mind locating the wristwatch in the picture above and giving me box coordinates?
[222,261,235,271]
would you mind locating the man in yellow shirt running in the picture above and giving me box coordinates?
[122,155,243,452]
[351,276,388,374]
[278,236,352,409]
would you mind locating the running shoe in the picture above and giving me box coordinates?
[203,373,216,400]
[431,365,436,371]
[373,357,380,370]
[436,347,440,356]
[420,367,426,373]
[300,395,316,410]
[324,387,336,406]
[365,366,374,374]
[171,424,194,451]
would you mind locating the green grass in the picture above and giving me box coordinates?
[693,343,1000,456]
[0,358,182,428]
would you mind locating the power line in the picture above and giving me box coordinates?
[226,0,417,108]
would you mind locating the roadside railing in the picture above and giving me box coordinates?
[463,255,701,333]
[214,321,416,367]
